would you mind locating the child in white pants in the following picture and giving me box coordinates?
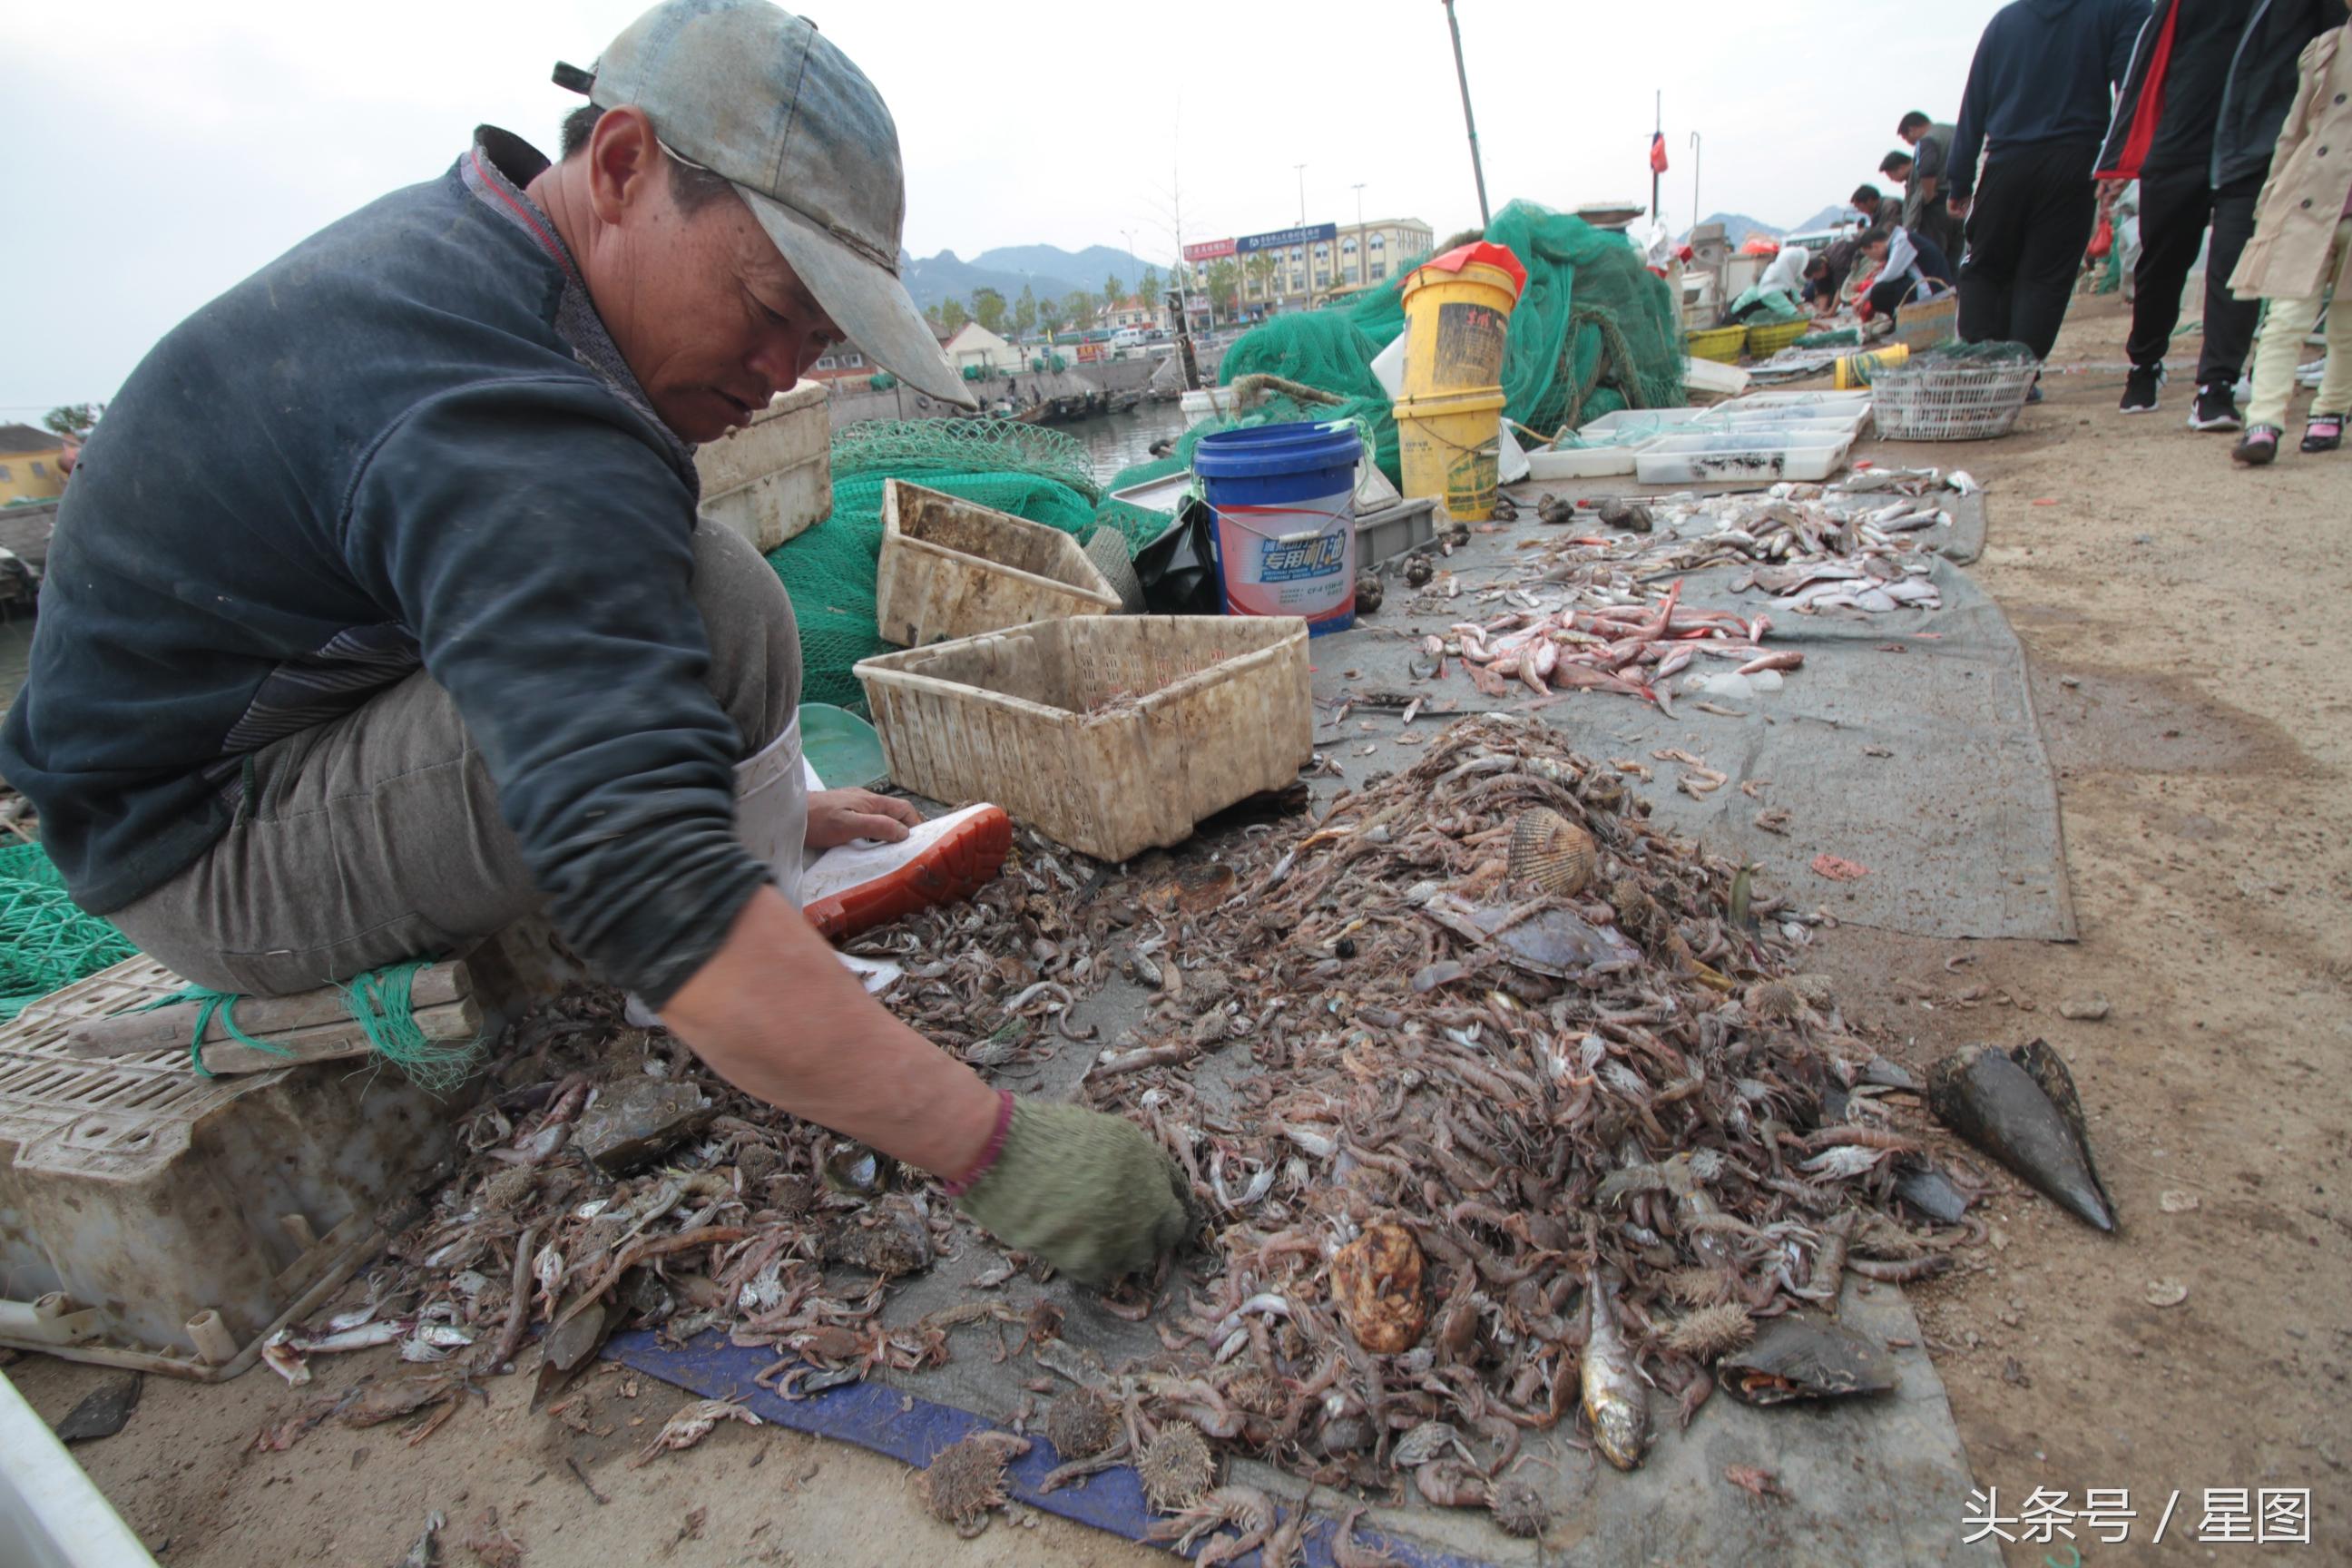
[2230,8,2352,465]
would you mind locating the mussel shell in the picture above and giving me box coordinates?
[1506,808,1597,898]
[1716,1314,1898,1405]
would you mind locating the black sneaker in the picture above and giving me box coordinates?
[2302,412,2344,453]
[2189,382,2244,432]
[2121,364,2164,413]
[2231,426,2281,466]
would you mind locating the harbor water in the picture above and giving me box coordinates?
[1062,399,1192,485]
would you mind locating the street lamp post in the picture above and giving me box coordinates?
[1352,182,1367,285]
[1690,131,1703,237]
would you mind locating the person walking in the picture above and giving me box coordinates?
[2227,5,2352,465]
[2100,0,2337,427]
[1948,0,2151,370]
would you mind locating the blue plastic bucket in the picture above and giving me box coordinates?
[1191,420,1362,634]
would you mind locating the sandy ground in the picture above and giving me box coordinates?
[11,292,2349,1566]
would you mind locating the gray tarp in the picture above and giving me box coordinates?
[1316,492,2073,944]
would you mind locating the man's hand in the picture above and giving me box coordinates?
[956,1100,1194,1286]
[806,788,922,849]
[1948,197,1972,220]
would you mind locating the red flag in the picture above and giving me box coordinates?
[1650,132,1669,174]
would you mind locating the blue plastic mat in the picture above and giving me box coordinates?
[606,1328,1494,1567]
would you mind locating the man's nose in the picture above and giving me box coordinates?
[748,332,810,393]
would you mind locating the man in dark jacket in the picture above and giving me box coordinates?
[1949,0,2152,363]
[0,0,1192,1287]
[2099,0,2337,426]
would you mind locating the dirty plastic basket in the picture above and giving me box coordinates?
[1870,358,2042,441]
[876,479,1122,647]
[854,615,1313,862]
[1743,318,1812,358]
[0,956,488,1378]
[1686,325,1748,364]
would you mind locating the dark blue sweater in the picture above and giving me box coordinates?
[1949,0,2153,199]
[0,130,768,1004]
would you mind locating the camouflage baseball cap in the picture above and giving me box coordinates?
[559,0,973,407]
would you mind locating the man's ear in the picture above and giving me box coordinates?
[586,105,662,226]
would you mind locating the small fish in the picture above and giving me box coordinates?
[260,1330,310,1387]
[1581,1272,1649,1469]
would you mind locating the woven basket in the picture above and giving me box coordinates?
[1870,359,2041,441]
[1687,325,1747,364]
[1744,318,1811,358]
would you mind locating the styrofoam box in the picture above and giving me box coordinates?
[1572,407,1715,441]
[1634,431,1856,485]
[1525,444,1644,480]
[1717,390,1873,416]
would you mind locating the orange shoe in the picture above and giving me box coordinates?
[801,803,1014,941]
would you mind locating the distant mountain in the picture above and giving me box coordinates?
[901,242,1153,312]
[1681,211,1781,247]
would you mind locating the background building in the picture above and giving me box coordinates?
[942,322,1021,375]
[0,425,66,505]
[1230,217,1436,318]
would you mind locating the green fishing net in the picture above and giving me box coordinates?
[769,203,1684,713]
[1199,199,1687,483]
[0,841,137,1020]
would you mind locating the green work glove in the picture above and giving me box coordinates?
[956,1099,1193,1287]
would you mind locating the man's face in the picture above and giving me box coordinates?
[578,112,844,444]
[1900,125,1922,147]
[1886,161,1913,187]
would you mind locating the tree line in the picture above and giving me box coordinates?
[921,264,1165,339]
[916,248,1302,339]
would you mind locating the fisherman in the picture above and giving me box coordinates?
[1894,110,1964,255]
[2096,0,2337,427]
[1857,222,1955,325]
[1802,239,1862,313]
[0,0,1191,1286]
[1946,0,2149,378]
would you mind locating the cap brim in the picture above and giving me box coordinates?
[740,188,978,409]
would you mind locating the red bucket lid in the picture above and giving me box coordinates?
[1412,240,1528,298]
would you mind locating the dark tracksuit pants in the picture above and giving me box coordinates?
[1958,140,2101,360]
[2125,165,2265,385]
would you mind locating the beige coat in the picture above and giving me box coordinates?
[2231,21,2352,300]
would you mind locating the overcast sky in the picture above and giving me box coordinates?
[4,0,2018,413]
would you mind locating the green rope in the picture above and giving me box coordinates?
[340,959,483,1096]
[132,985,289,1079]
[141,958,483,1093]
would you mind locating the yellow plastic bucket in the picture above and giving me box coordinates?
[1834,342,1911,388]
[1396,388,1508,521]
[1399,260,1522,399]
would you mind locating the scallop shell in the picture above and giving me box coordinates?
[1507,808,1597,898]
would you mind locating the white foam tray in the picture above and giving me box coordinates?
[1634,431,1855,485]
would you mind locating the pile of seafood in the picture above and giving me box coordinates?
[1070,715,1975,1526]
[1401,469,1972,712]
[253,720,1980,1550]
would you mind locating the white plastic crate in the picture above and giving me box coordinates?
[0,957,479,1378]
[694,380,832,550]
[856,615,1312,862]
